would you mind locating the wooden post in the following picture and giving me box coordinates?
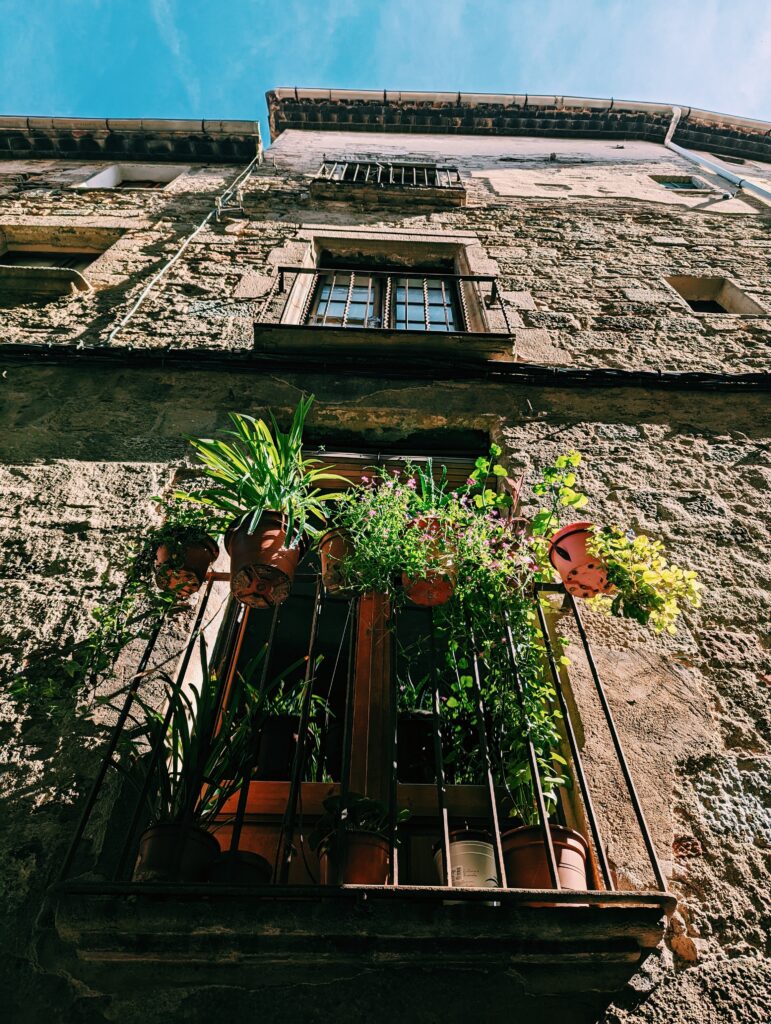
[348,592,393,803]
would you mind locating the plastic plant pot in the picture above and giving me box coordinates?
[225,512,304,609]
[548,522,613,599]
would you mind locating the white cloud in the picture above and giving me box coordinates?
[149,0,201,111]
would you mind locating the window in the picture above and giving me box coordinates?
[76,163,187,190]
[663,274,768,315]
[0,227,121,304]
[0,250,97,273]
[650,174,711,192]
[316,160,461,190]
[307,268,462,332]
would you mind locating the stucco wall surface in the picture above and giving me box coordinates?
[0,364,768,1022]
[0,132,769,372]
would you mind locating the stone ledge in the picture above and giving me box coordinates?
[51,883,673,1013]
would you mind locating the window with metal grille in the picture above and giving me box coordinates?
[316,160,462,190]
[307,270,462,332]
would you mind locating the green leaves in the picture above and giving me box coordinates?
[176,396,345,544]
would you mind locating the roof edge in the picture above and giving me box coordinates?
[265,89,771,162]
[0,117,262,164]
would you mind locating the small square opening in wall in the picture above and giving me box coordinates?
[650,175,711,193]
[76,164,187,190]
[664,275,768,315]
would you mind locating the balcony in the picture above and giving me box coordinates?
[253,265,515,369]
[310,159,467,206]
[50,552,674,1021]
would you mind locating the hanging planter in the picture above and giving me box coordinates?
[133,823,220,883]
[501,824,588,890]
[318,831,391,885]
[548,522,613,599]
[402,516,456,607]
[318,527,353,595]
[154,535,219,599]
[225,512,305,609]
[434,829,499,888]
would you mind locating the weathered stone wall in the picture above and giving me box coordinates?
[1,126,769,1022]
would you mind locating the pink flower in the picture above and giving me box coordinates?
[466,477,475,486]
[406,478,417,490]
[368,510,377,517]
[361,475,369,483]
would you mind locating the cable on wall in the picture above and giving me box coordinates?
[101,150,263,346]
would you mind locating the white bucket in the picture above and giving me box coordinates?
[434,837,500,888]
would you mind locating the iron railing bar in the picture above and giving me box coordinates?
[58,617,165,883]
[430,608,452,888]
[277,265,500,284]
[564,593,668,892]
[278,577,323,884]
[501,608,561,889]
[114,582,215,878]
[342,272,354,329]
[466,618,507,888]
[228,603,281,856]
[316,599,354,783]
[388,605,399,886]
[535,599,614,891]
[334,597,359,884]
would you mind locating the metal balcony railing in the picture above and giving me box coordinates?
[256,266,514,336]
[59,559,669,906]
[315,160,463,190]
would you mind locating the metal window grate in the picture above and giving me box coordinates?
[307,269,461,332]
[315,160,463,190]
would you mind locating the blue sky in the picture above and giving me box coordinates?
[1,0,769,140]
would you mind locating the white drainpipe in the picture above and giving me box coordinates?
[665,106,771,204]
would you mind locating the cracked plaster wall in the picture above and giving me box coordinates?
[0,129,769,1023]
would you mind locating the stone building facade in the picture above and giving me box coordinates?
[0,92,770,1023]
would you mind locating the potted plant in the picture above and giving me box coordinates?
[585,526,701,633]
[322,468,412,597]
[531,452,701,630]
[131,495,223,600]
[434,828,500,888]
[309,793,410,885]
[129,639,255,883]
[251,667,327,780]
[175,396,343,608]
[400,462,458,607]
[316,526,355,595]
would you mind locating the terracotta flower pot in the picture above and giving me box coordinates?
[548,522,612,599]
[133,823,219,883]
[154,536,218,599]
[501,824,588,890]
[208,850,273,885]
[402,516,455,607]
[318,528,353,595]
[225,512,304,609]
[318,831,390,885]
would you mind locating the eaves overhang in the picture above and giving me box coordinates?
[266,88,771,164]
[0,116,262,164]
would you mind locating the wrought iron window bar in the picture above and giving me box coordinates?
[315,160,463,190]
[271,265,513,335]
[60,566,668,900]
